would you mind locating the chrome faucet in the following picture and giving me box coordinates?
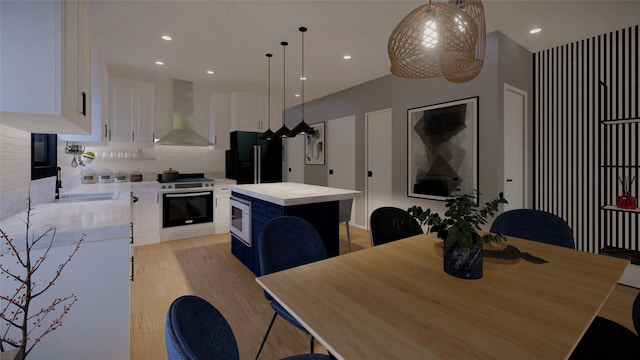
[55,166,62,200]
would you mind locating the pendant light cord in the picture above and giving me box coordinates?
[300,27,305,121]
[282,41,287,127]
[267,53,272,129]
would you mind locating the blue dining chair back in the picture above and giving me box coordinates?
[633,291,640,335]
[369,206,424,247]
[259,216,328,275]
[256,216,329,359]
[166,295,331,360]
[165,295,239,360]
[489,209,575,249]
[570,292,640,359]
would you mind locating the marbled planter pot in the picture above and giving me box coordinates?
[443,243,483,280]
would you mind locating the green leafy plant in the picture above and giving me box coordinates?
[408,192,508,249]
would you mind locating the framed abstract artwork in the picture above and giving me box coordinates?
[305,122,325,165]
[407,97,478,201]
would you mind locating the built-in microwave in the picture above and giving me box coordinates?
[229,196,251,246]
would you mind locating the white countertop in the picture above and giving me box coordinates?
[229,182,361,206]
[1,178,236,253]
[0,184,132,252]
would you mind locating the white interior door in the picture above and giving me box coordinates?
[327,115,356,191]
[285,135,304,183]
[503,84,528,211]
[366,109,392,229]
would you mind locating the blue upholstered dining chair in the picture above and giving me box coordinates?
[569,292,640,359]
[256,216,329,360]
[489,209,575,249]
[165,295,330,360]
[165,295,239,360]
[369,206,424,247]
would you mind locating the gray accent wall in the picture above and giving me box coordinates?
[285,76,391,225]
[285,31,533,227]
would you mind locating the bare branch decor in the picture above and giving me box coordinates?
[0,194,84,359]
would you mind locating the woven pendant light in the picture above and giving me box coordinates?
[259,53,275,140]
[440,0,486,83]
[290,26,317,136]
[388,0,485,83]
[273,41,292,138]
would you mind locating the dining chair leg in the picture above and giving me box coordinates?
[345,221,352,252]
[255,312,278,360]
[310,335,315,353]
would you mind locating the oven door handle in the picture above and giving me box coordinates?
[164,192,212,198]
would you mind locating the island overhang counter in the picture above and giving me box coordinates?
[228,182,361,275]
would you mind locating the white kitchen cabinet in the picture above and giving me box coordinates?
[131,188,160,246]
[229,91,266,132]
[60,48,110,143]
[0,0,92,135]
[214,185,231,233]
[0,237,130,360]
[110,78,155,147]
[209,92,231,150]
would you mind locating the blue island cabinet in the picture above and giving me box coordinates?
[231,191,339,275]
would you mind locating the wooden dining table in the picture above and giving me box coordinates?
[256,233,629,359]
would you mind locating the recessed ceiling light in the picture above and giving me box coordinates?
[155,61,164,66]
[294,94,300,97]
[529,28,542,34]
[300,76,307,81]
[343,55,352,60]
[206,70,214,75]
[161,35,172,41]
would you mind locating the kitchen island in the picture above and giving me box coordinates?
[229,182,361,275]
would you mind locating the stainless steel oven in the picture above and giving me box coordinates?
[229,196,251,246]
[158,172,216,241]
[162,190,213,228]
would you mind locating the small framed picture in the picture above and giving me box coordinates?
[305,122,325,165]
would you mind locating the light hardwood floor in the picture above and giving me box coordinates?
[131,225,639,360]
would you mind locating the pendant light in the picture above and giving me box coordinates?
[290,26,316,136]
[273,41,292,138]
[259,53,274,140]
[387,0,485,83]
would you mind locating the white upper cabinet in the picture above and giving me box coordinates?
[60,48,110,143]
[209,92,231,150]
[0,0,92,134]
[229,91,266,132]
[109,78,155,147]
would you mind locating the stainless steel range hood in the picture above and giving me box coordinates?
[156,79,213,146]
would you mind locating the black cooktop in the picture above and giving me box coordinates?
[156,172,214,183]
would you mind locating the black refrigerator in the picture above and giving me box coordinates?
[226,131,283,184]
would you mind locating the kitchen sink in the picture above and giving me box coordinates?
[53,192,120,203]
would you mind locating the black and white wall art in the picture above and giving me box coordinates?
[407,97,478,200]
[305,122,325,165]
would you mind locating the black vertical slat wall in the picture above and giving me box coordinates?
[534,25,639,253]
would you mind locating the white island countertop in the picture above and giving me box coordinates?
[229,182,361,206]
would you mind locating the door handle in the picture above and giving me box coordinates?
[506,179,513,182]
[81,92,87,116]
[329,169,334,175]
[368,171,373,177]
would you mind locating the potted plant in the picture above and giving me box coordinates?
[408,192,507,279]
